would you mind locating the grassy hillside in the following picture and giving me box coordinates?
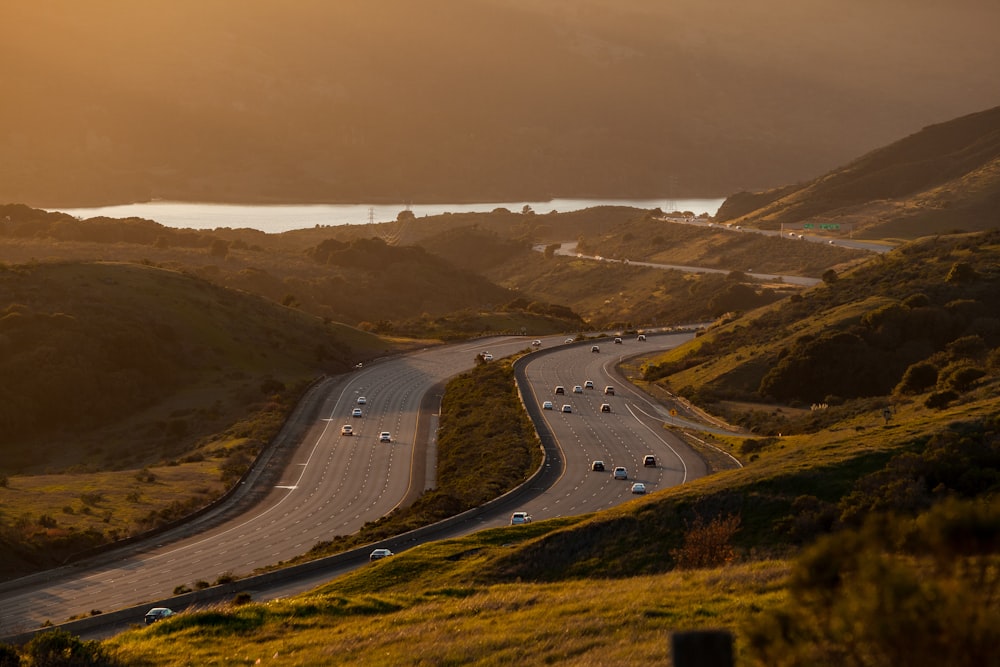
[1,204,860,333]
[716,105,1000,239]
[645,230,1000,435]
[0,204,582,334]
[0,260,392,576]
[65,231,996,665]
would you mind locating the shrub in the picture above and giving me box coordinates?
[670,513,741,569]
[744,501,1000,667]
[925,390,957,409]
[24,629,119,667]
[938,362,986,393]
[894,361,938,395]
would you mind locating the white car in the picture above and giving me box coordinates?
[584,380,594,389]
[561,404,573,413]
[352,407,363,417]
[357,396,367,405]
[340,424,353,436]
[631,482,647,494]
[613,466,628,480]
[573,385,583,394]
[531,339,542,347]
[591,345,600,353]
[483,352,494,361]
[565,338,574,344]
[510,511,532,525]
[370,548,394,561]
[379,431,392,442]
[614,337,623,344]
[542,401,554,410]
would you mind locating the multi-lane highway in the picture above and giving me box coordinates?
[0,331,702,639]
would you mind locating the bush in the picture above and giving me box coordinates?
[894,361,938,395]
[925,390,957,409]
[670,513,741,569]
[744,500,1000,667]
[0,643,20,667]
[24,629,119,667]
[938,362,986,393]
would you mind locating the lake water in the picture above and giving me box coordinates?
[48,198,725,234]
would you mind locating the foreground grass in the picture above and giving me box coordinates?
[109,532,789,666]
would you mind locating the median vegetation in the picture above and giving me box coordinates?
[296,353,543,561]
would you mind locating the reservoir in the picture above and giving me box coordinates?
[48,198,724,234]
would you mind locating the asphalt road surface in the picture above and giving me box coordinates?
[0,331,705,640]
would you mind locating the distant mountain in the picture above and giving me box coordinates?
[2,1,999,206]
[716,106,1000,238]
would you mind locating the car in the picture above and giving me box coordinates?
[483,352,494,361]
[604,386,615,395]
[600,403,612,413]
[591,345,600,353]
[510,511,532,525]
[584,380,594,389]
[643,455,657,467]
[370,548,394,561]
[631,482,647,494]
[542,401,554,410]
[554,385,565,395]
[340,424,354,436]
[591,460,605,472]
[379,431,392,442]
[573,385,583,394]
[637,334,647,341]
[357,396,367,405]
[352,407,363,417]
[144,607,174,625]
[614,337,623,344]
[613,466,628,480]
[565,338,574,344]
[561,404,573,413]
[531,339,542,347]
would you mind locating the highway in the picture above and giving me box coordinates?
[0,331,702,639]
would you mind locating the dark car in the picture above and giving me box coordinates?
[144,607,174,625]
[644,455,657,467]
[591,460,605,472]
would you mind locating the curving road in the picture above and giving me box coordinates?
[0,331,704,639]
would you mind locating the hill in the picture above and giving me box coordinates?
[3,1,999,206]
[0,260,392,574]
[0,204,583,334]
[716,105,1000,239]
[85,232,1000,665]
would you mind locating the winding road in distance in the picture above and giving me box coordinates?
[0,331,701,640]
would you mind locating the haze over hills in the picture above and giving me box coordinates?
[716,105,1000,238]
[3,0,1000,207]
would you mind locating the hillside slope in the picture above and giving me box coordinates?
[95,233,1000,666]
[716,106,1000,238]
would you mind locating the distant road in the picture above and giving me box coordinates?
[540,243,822,287]
[657,216,895,254]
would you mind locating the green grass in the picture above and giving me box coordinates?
[106,545,790,666]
